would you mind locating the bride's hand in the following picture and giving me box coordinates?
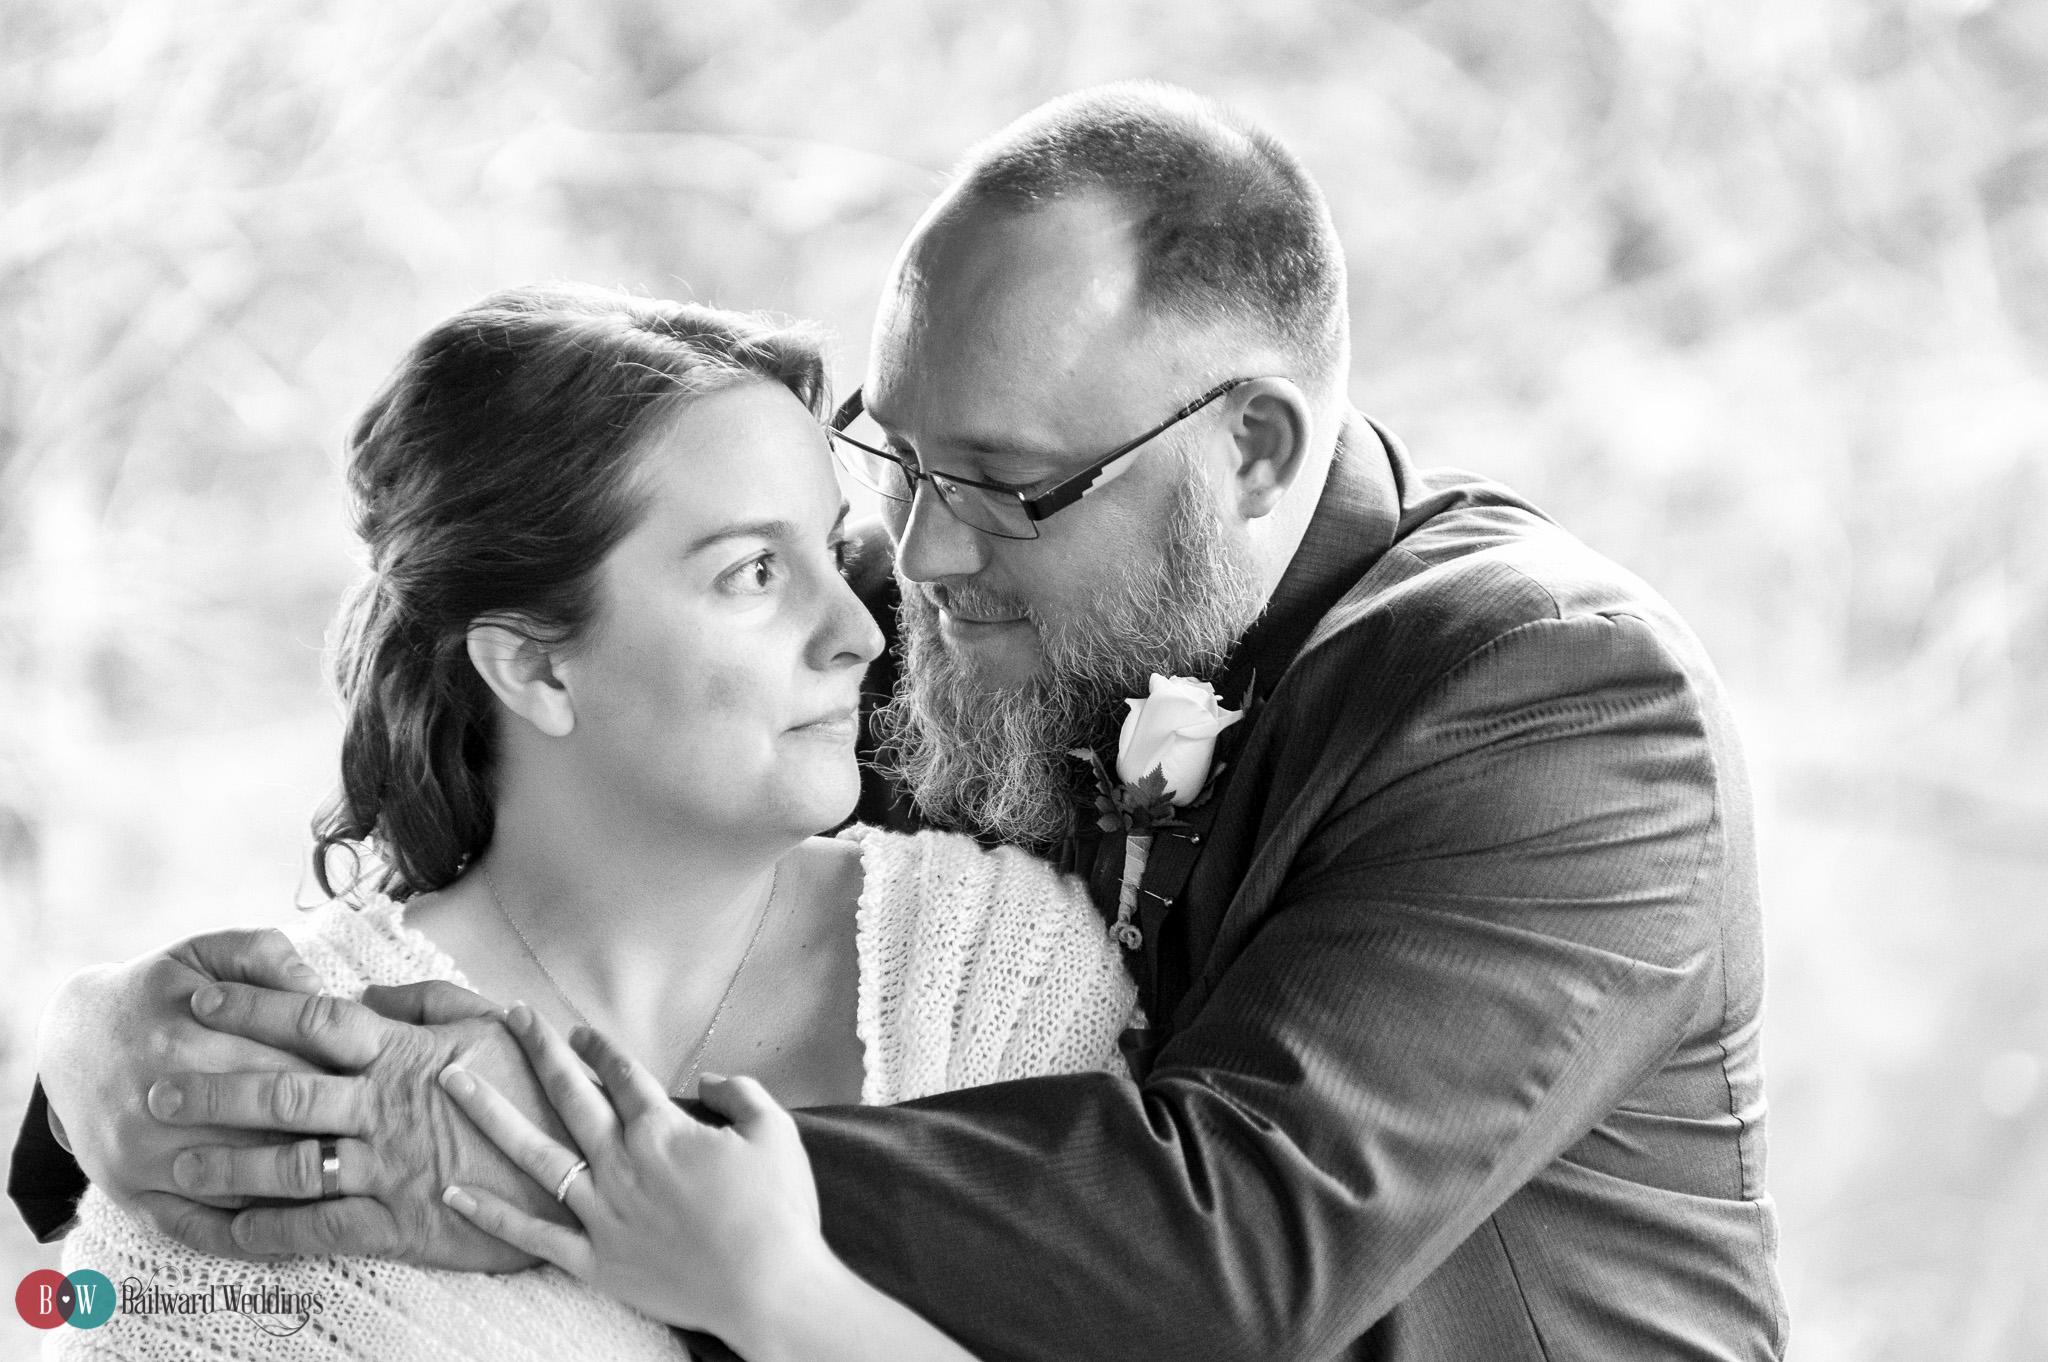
[435,1002,837,1344]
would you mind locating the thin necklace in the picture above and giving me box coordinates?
[477,862,778,1095]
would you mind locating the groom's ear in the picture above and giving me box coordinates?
[466,620,576,738]
[1222,377,1314,521]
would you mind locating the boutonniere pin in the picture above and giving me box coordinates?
[1071,674,1246,951]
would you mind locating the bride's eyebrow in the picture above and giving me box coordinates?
[686,519,798,555]
[687,504,850,556]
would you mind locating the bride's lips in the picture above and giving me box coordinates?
[787,704,859,741]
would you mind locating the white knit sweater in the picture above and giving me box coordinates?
[53,827,1137,1360]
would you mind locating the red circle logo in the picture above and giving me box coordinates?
[15,1268,73,1328]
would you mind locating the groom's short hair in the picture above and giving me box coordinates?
[950,82,1349,396]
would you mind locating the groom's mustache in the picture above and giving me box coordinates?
[913,581,1035,628]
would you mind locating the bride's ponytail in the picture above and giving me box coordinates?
[312,572,492,899]
[310,285,826,901]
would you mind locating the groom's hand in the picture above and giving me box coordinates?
[158,980,573,1270]
[36,929,333,1251]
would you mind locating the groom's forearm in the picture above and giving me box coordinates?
[8,1081,88,1242]
[794,910,1702,1362]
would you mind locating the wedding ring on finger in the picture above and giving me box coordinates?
[552,1159,589,1204]
[319,1138,342,1199]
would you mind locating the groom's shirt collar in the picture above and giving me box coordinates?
[1213,409,1404,708]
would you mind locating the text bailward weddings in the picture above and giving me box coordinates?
[119,1277,325,1335]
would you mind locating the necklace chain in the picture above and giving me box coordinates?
[477,863,778,1096]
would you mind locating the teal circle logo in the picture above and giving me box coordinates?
[64,1270,116,1329]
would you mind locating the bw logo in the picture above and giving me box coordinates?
[15,1269,115,1330]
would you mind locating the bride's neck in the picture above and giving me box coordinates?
[461,759,796,1009]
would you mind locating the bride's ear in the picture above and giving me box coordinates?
[466,620,576,738]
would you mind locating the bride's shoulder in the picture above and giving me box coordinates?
[776,832,862,921]
[827,824,956,899]
[829,824,1093,931]
[833,823,1061,880]
[795,830,865,886]
[287,891,468,994]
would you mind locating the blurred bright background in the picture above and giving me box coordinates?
[4,0,2045,1356]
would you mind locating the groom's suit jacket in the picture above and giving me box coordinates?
[818,413,1787,1360]
[9,415,1785,1359]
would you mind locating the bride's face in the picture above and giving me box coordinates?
[554,379,883,842]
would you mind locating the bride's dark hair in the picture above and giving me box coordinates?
[312,284,827,901]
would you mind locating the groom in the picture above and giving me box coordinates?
[13,85,1785,1358]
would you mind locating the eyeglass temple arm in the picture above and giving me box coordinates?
[830,388,867,431]
[1020,377,1251,520]
[831,376,1253,519]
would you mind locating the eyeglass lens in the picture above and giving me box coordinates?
[828,404,911,501]
[828,406,1038,539]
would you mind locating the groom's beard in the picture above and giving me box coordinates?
[874,458,1268,850]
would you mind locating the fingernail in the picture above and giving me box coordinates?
[439,1065,475,1098]
[567,1025,591,1048]
[172,1151,200,1189]
[506,1002,532,1034]
[191,985,225,1016]
[288,963,321,989]
[442,1185,477,1214]
[697,1071,725,1086]
[149,1083,183,1118]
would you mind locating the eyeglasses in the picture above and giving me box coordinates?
[826,377,1255,541]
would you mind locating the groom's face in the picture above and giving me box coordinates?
[863,191,1234,691]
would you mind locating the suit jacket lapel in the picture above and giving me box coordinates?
[1211,412,1404,708]
[1138,412,1402,1028]
[1161,416,1576,1032]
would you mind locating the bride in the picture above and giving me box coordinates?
[52,283,1134,1360]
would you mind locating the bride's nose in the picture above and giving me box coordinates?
[810,566,886,673]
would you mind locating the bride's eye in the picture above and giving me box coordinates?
[722,552,781,595]
[829,536,854,577]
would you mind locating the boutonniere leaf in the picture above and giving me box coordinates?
[1070,749,1188,834]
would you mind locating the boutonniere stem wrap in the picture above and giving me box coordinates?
[1072,674,1245,951]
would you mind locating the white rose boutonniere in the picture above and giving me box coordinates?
[1117,673,1245,804]
[1072,673,1247,952]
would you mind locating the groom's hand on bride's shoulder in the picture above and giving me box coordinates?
[159,975,574,1271]
[37,928,332,1250]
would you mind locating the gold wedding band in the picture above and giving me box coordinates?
[552,1159,588,1204]
[319,1138,342,1199]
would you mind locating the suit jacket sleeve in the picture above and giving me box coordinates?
[9,1080,86,1242]
[793,607,1734,1362]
